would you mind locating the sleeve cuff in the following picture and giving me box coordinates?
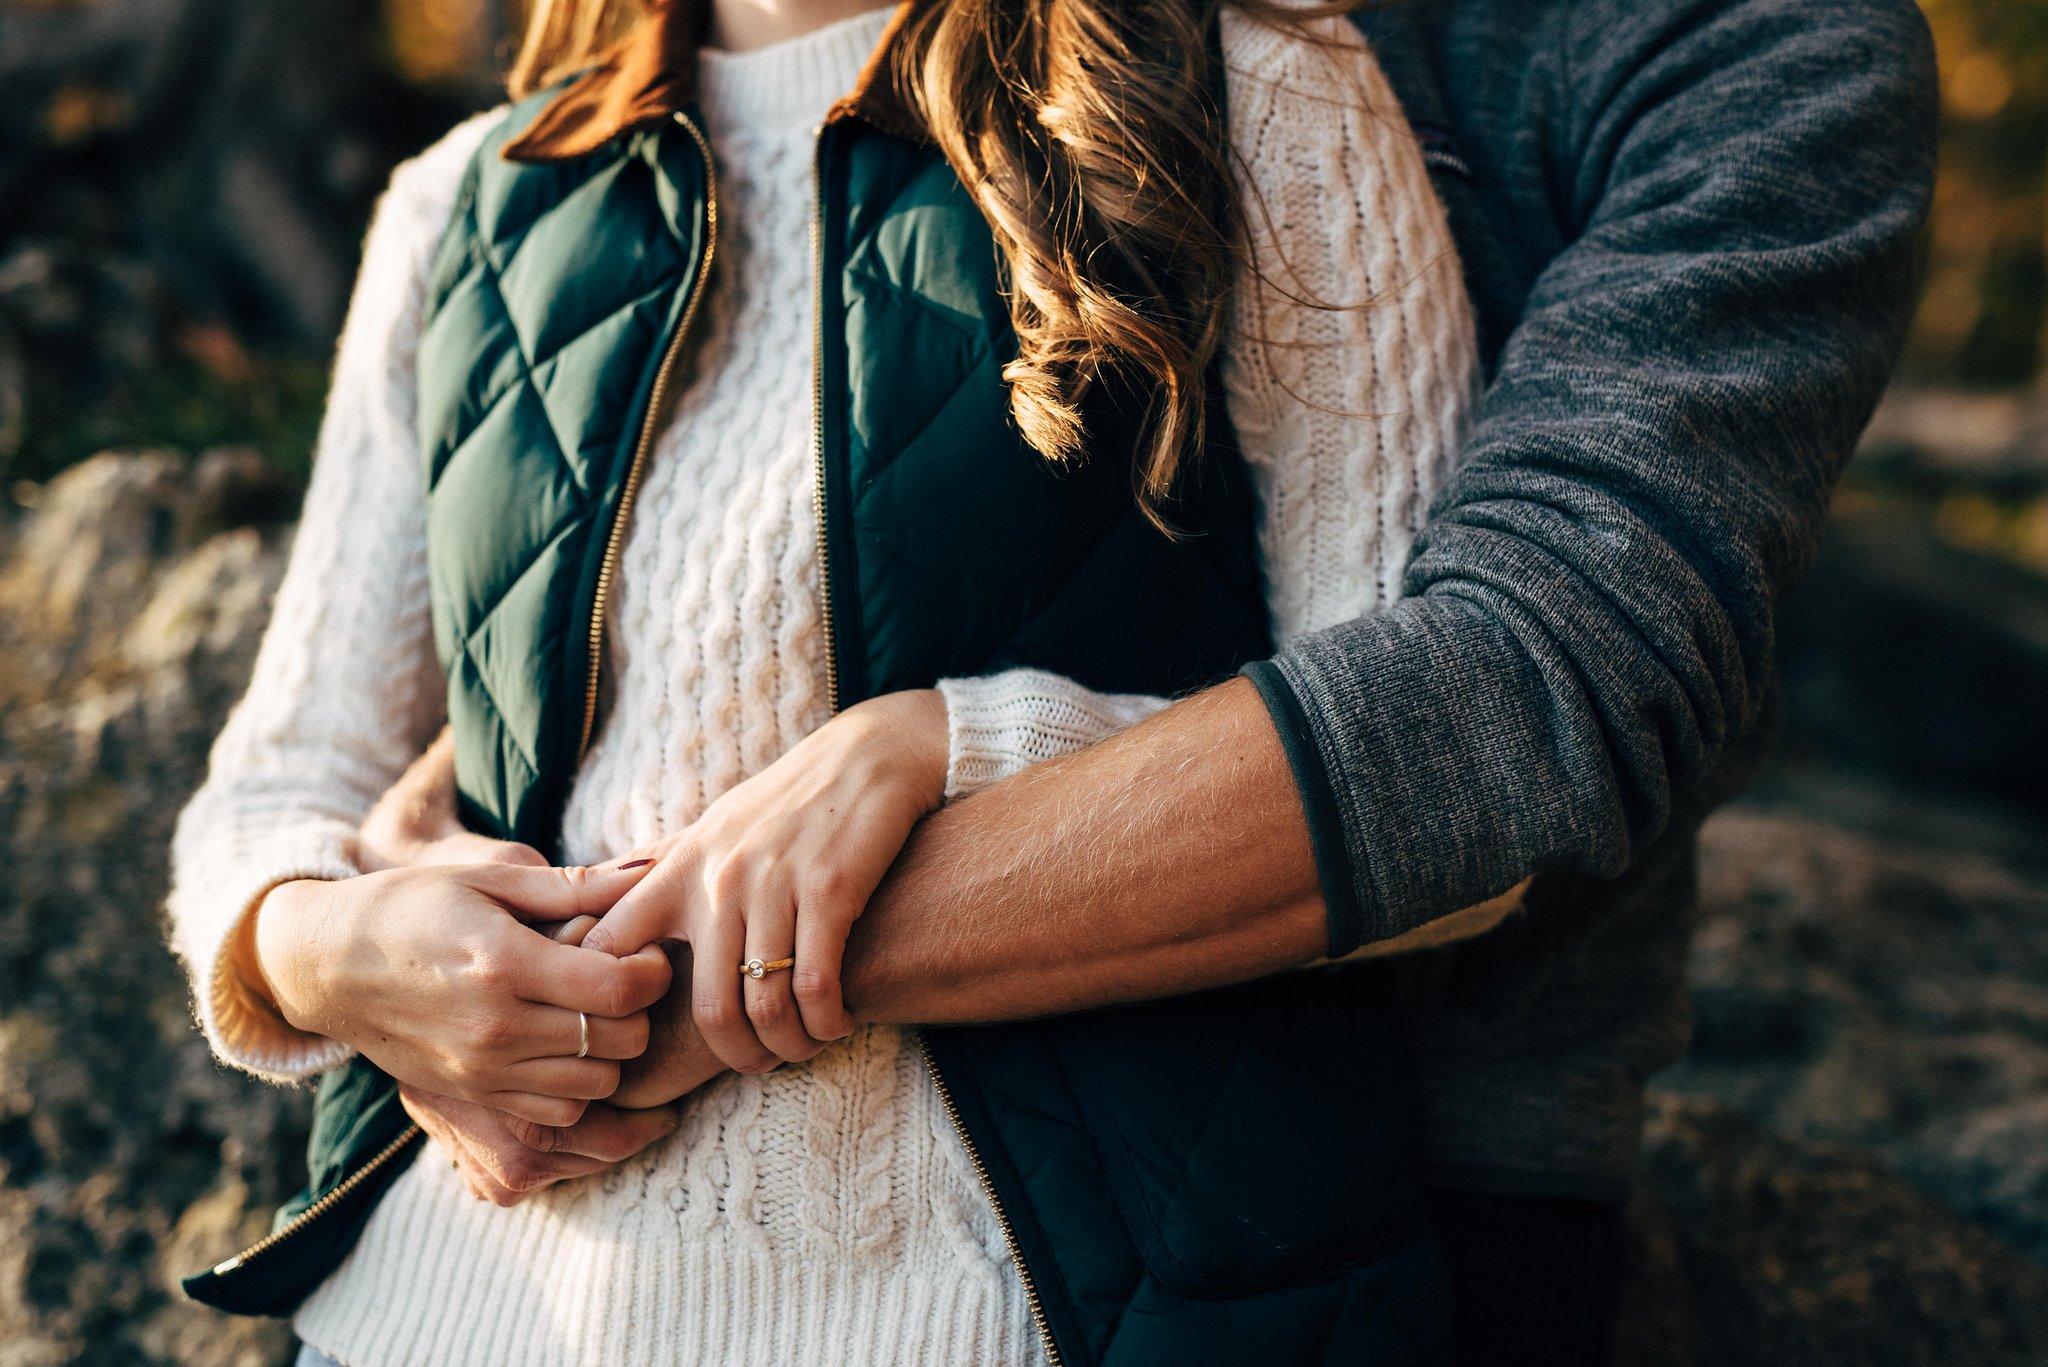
[936,669,1170,800]
[174,830,363,1083]
[1241,659,1368,957]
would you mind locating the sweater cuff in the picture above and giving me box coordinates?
[176,829,362,1084]
[1241,659,1367,957]
[936,669,1170,800]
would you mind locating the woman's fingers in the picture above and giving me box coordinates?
[508,937,671,1018]
[575,866,674,960]
[742,894,826,1063]
[498,1055,622,1099]
[476,860,657,927]
[525,1004,650,1061]
[689,898,778,1075]
[791,883,858,1044]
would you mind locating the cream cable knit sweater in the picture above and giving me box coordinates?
[165,8,1476,1364]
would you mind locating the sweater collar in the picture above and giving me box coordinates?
[502,1,927,163]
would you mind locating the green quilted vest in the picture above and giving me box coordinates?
[187,85,1449,1366]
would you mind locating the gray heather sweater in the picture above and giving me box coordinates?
[1244,0,1938,1202]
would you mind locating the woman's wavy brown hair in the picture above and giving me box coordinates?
[512,0,1358,527]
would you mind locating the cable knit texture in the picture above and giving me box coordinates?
[163,6,1474,1364]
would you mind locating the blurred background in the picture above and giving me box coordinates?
[0,1,2045,1363]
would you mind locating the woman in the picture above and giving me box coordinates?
[168,0,1475,1362]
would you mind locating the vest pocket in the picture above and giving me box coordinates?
[1049,966,1430,1298]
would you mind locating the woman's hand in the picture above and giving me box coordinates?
[253,861,672,1127]
[582,689,949,1075]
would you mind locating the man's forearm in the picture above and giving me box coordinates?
[842,677,1328,1025]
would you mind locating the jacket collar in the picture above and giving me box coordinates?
[502,1,927,163]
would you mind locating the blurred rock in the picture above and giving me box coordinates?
[1858,389,2048,497]
[1775,507,2048,807]
[1668,804,2048,1262]
[0,450,301,1367]
[1617,1094,2048,1367]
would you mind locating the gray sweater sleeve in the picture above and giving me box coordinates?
[1251,0,1938,955]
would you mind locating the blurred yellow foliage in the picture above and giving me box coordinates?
[1910,0,2048,386]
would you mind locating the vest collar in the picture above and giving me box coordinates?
[502,1,928,163]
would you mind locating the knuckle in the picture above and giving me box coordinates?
[470,951,515,993]
[734,1052,782,1076]
[596,973,636,1020]
[790,967,835,1009]
[528,1098,582,1129]
[705,849,769,904]
[588,1060,621,1097]
[472,1013,518,1051]
[620,1014,651,1058]
[508,1117,559,1153]
[799,864,851,908]
[744,989,791,1028]
[693,994,740,1034]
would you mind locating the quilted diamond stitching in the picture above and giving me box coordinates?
[454,511,587,651]
[450,646,540,773]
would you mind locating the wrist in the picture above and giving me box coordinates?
[846,689,949,812]
[251,878,330,1034]
[890,688,950,811]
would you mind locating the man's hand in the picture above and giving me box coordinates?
[613,942,728,1109]
[356,726,548,872]
[399,1083,681,1206]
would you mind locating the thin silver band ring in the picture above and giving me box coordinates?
[576,1011,590,1059]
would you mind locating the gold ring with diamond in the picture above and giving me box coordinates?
[741,956,795,981]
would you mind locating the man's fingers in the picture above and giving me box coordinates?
[426,833,549,868]
[536,1102,683,1164]
[538,914,600,946]
[462,1137,605,1203]
[488,1090,592,1129]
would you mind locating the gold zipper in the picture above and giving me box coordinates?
[208,1123,423,1276]
[920,1034,1065,1367]
[809,125,842,716]
[578,111,723,758]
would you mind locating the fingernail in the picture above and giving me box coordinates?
[617,858,654,870]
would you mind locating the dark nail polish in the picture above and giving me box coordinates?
[617,858,654,870]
